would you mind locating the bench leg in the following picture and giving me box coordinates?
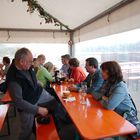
[6,114,10,136]
[7,103,16,118]
[0,113,11,137]
[13,105,16,117]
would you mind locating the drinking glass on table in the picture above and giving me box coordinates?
[80,82,87,104]
[78,88,83,104]
[81,82,87,91]
[62,86,69,92]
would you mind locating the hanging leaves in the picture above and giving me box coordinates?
[11,0,70,31]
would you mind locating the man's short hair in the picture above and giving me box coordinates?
[37,54,45,60]
[3,57,10,64]
[86,57,98,68]
[15,48,31,60]
[61,54,71,60]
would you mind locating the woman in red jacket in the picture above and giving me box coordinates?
[69,58,86,84]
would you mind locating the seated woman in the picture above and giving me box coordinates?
[69,58,86,84]
[44,62,55,76]
[92,61,140,139]
[36,55,53,88]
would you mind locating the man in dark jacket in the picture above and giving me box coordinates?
[6,48,55,140]
[69,57,103,93]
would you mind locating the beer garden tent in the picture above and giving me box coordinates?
[0,0,140,52]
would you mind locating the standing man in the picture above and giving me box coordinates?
[6,48,55,140]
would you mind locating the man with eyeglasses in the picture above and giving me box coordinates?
[69,57,103,93]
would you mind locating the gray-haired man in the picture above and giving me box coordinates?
[6,48,56,140]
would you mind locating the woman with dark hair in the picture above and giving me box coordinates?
[92,61,140,139]
[69,58,86,84]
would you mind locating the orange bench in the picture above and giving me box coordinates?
[36,115,60,140]
[0,91,16,117]
[0,91,12,103]
[0,104,10,136]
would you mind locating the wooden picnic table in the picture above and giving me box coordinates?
[53,84,137,140]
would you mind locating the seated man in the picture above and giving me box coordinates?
[69,57,103,93]
[60,54,71,77]
[6,48,56,140]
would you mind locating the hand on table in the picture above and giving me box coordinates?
[102,96,108,101]
[69,85,77,91]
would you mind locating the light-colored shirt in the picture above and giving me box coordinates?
[60,64,69,75]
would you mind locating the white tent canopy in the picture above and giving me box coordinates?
[0,0,140,43]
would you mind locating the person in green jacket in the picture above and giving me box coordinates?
[36,54,53,88]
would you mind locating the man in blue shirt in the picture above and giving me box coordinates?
[60,54,71,77]
[69,57,103,93]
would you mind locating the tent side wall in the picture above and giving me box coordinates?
[0,0,140,44]
[73,0,140,43]
[0,31,70,43]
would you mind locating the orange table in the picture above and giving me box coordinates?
[53,84,137,140]
[0,91,12,103]
[0,91,16,117]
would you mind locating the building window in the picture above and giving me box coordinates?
[0,43,68,69]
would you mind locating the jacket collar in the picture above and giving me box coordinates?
[13,64,36,88]
[89,69,100,78]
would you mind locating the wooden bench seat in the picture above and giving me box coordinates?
[0,91,12,103]
[0,104,10,136]
[36,115,60,140]
[0,91,16,117]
